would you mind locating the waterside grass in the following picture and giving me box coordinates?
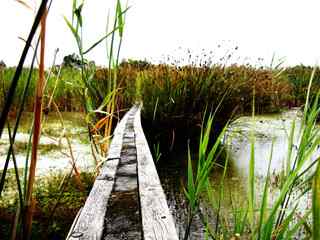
[184,67,320,239]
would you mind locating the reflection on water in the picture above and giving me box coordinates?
[1,109,316,239]
[159,109,315,239]
[224,108,319,177]
[158,151,247,239]
[222,108,314,238]
[157,158,207,239]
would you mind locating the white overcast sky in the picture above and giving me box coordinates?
[1,0,320,67]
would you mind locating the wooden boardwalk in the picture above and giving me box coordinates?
[67,105,178,240]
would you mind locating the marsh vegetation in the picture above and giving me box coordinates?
[1,0,320,239]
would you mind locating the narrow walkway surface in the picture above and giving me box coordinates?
[67,105,178,240]
[103,109,141,239]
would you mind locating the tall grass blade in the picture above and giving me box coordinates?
[116,0,124,37]
[0,38,40,197]
[82,27,121,55]
[63,16,81,47]
[15,0,32,10]
[276,70,319,229]
[312,160,320,240]
[153,97,159,121]
[274,205,298,239]
[285,210,311,239]
[248,89,255,234]
[303,66,316,118]
[286,120,296,176]
[0,0,48,137]
[257,139,274,239]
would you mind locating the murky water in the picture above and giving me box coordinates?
[225,108,301,176]
[217,108,315,238]
[0,112,95,175]
[225,108,319,177]
[1,109,316,239]
[159,108,316,239]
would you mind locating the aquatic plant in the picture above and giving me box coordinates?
[0,0,127,238]
[0,169,94,239]
[183,112,227,239]
[64,0,129,156]
[191,67,320,239]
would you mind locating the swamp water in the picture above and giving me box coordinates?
[0,109,315,239]
[0,112,95,239]
[0,112,94,174]
[159,108,316,239]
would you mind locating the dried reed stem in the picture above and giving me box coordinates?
[23,8,47,239]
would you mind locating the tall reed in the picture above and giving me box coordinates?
[0,1,52,239]
[64,0,128,157]
[185,66,320,239]
[23,8,47,239]
[0,0,49,137]
[183,112,227,239]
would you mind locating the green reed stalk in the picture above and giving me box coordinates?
[65,0,128,157]
[257,139,274,239]
[312,159,320,240]
[183,113,227,240]
[248,88,255,236]
[274,68,318,231]
[262,70,320,239]
[214,149,229,234]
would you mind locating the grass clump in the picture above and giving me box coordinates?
[182,68,320,239]
[0,169,94,239]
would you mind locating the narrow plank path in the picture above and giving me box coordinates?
[134,106,178,240]
[103,109,141,239]
[67,105,178,240]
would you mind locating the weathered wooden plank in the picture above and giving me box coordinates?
[67,107,136,240]
[105,110,131,160]
[66,207,83,239]
[134,105,179,240]
[103,114,142,239]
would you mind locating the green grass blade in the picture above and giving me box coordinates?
[285,210,311,239]
[312,160,320,240]
[63,16,81,46]
[0,0,48,137]
[275,205,298,239]
[248,127,255,234]
[286,120,295,175]
[303,66,316,118]
[83,28,120,55]
[257,139,274,239]
[116,0,124,37]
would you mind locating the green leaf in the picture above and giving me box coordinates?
[63,16,80,45]
[274,205,297,239]
[257,139,274,239]
[286,210,311,239]
[74,3,84,27]
[313,161,320,240]
[116,0,124,37]
[96,88,119,112]
[83,28,120,54]
[248,127,255,232]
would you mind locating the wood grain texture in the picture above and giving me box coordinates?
[103,112,142,239]
[134,105,179,240]
[68,105,178,240]
[67,107,136,240]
